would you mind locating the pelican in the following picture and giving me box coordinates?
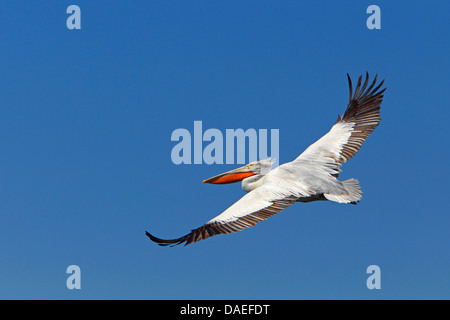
[146,72,385,246]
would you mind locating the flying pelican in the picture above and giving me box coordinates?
[146,72,385,246]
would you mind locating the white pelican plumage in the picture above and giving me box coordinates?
[146,72,385,246]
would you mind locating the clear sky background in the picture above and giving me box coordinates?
[0,1,448,299]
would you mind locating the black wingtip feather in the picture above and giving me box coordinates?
[347,73,352,103]
[145,231,187,247]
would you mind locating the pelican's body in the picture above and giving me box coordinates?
[147,73,385,246]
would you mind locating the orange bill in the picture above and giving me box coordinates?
[203,166,255,184]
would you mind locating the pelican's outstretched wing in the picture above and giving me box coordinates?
[295,72,385,177]
[146,182,301,246]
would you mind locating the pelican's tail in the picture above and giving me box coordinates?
[324,178,362,204]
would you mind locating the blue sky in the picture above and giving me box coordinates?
[0,1,449,299]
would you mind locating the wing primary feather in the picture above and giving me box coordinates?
[347,73,353,103]
[355,72,370,100]
[364,74,378,95]
[353,75,363,100]
[145,231,187,247]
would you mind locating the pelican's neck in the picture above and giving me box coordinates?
[242,175,265,192]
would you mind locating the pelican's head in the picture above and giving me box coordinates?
[203,158,275,191]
